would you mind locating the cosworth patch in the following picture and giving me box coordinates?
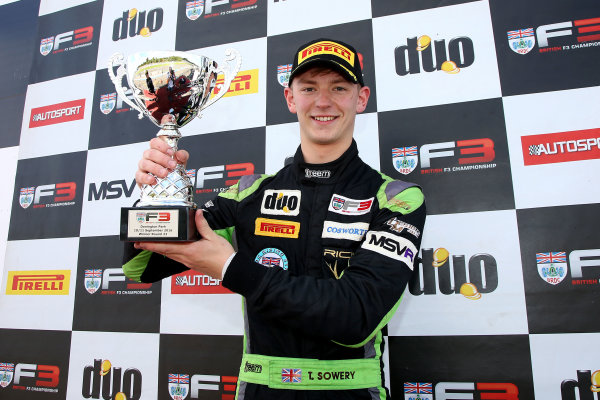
[361,231,417,268]
[322,221,369,241]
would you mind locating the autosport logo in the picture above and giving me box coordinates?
[508,16,600,55]
[0,362,61,393]
[6,270,70,295]
[29,99,85,128]
[185,0,257,20]
[521,128,600,165]
[18,182,77,209]
[408,248,498,299]
[171,269,232,294]
[83,268,152,295]
[39,26,93,56]
[403,381,519,399]
[395,35,475,76]
[393,138,497,176]
[535,249,600,286]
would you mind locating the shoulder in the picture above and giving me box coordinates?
[375,172,424,215]
[218,174,273,202]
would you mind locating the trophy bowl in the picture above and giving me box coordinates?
[108,50,241,241]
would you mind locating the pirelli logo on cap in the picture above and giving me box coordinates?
[6,270,70,295]
[298,41,355,66]
[255,218,300,239]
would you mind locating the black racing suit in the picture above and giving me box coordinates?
[123,140,426,399]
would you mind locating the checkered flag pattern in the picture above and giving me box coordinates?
[0,0,599,399]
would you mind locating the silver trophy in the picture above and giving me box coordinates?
[108,50,241,241]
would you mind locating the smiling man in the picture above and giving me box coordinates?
[123,38,426,400]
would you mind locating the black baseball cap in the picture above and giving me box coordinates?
[288,38,364,87]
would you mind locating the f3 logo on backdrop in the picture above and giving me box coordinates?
[378,99,514,215]
[490,0,600,96]
[31,1,103,83]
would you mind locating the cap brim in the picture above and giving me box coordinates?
[288,58,360,86]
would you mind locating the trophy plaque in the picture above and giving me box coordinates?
[108,50,241,241]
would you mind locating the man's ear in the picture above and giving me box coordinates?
[356,85,370,114]
[284,87,297,114]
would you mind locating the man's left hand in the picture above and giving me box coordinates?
[134,210,234,280]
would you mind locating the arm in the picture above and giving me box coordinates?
[223,185,426,347]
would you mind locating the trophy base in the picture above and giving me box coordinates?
[120,205,197,242]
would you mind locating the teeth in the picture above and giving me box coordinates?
[314,116,335,122]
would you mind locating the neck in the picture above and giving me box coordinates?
[300,137,353,164]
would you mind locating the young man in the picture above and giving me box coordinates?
[124,39,426,399]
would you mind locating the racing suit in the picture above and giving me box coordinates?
[123,140,426,399]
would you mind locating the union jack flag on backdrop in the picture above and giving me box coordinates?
[393,147,418,157]
[536,252,567,264]
[168,374,190,384]
[507,28,534,39]
[281,368,302,383]
[404,382,432,393]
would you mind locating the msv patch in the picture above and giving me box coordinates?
[261,190,301,216]
[328,194,373,215]
[322,221,369,241]
[361,231,417,268]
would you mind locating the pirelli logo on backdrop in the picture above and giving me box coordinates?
[29,99,86,128]
[212,69,259,98]
[255,218,300,239]
[6,270,70,295]
[298,41,355,66]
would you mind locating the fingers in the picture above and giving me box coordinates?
[135,138,190,187]
[194,209,214,239]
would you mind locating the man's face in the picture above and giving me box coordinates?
[284,68,370,148]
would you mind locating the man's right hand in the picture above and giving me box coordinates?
[135,137,190,187]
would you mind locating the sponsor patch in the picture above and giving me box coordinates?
[261,190,301,216]
[255,218,300,239]
[328,194,373,215]
[322,221,369,241]
[305,168,331,179]
[361,231,417,268]
[385,217,420,238]
[255,248,289,270]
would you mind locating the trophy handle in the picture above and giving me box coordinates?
[201,48,242,111]
[108,53,147,120]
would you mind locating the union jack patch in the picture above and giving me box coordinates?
[281,368,301,383]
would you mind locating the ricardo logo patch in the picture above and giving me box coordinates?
[255,218,300,238]
[298,40,355,66]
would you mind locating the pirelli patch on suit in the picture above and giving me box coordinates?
[361,231,417,269]
[255,218,300,239]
